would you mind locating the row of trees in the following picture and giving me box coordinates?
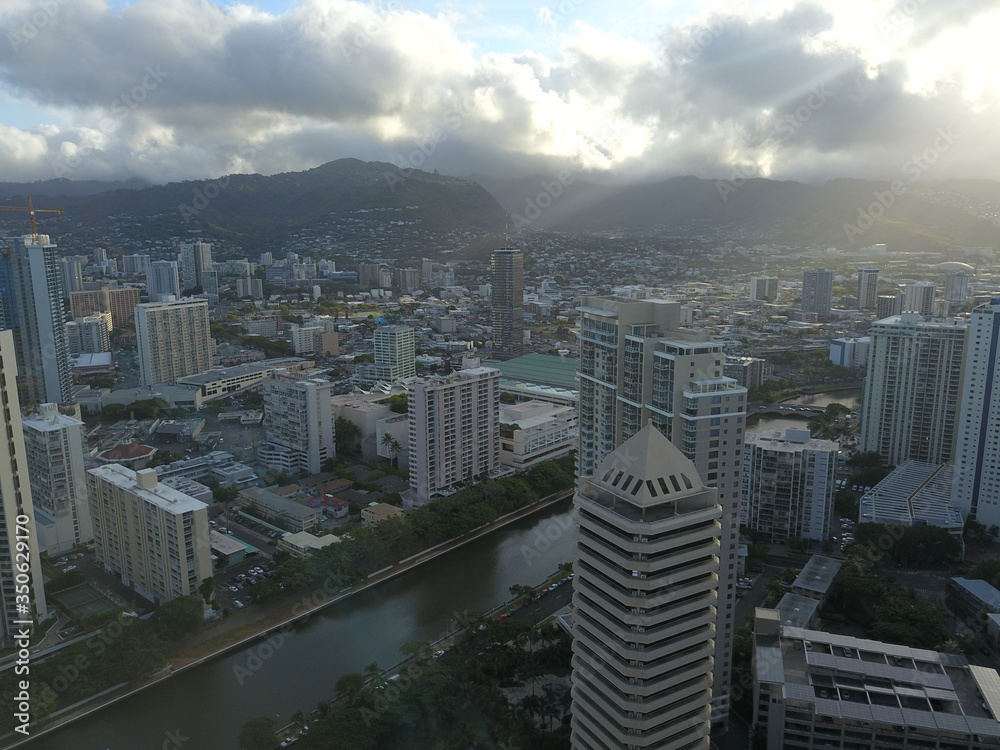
[240,613,573,750]
[0,596,205,733]
[273,455,578,598]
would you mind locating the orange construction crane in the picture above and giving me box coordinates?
[0,196,65,242]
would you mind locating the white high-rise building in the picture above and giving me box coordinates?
[741,428,837,542]
[135,298,212,386]
[571,424,720,750]
[577,295,745,725]
[0,330,48,641]
[749,276,779,302]
[179,242,212,292]
[65,312,112,355]
[860,313,967,466]
[370,325,415,381]
[0,234,73,406]
[22,403,94,555]
[407,366,500,505]
[954,300,1000,527]
[122,254,151,277]
[801,268,834,320]
[944,271,970,304]
[877,294,902,320]
[904,281,936,316]
[259,371,335,475]
[201,268,219,305]
[147,260,181,301]
[857,267,880,309]
[60,256,84,295]
[236,277,263,300]
[88,465,211,605]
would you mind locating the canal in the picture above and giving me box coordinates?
[748,387,863,436]
[25,498,575,750]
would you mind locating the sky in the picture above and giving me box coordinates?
[0,0,998,186]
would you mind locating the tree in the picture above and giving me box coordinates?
[237,716,277,750]
[213,485,240,503]
[334,672,365,706]
[336,416,362,456]
[380,432,402,468]
[387,393,408,413]
[198,576,215,605]
[150,595,204,641]
[363,660,386,690]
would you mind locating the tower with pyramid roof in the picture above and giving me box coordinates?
[570,423,721,750]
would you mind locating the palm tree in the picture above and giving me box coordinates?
[380,432,402,468]
[363,660,385,690]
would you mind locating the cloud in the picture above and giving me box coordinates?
[0,0,997,184]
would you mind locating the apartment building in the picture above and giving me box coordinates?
[87,465,212,605]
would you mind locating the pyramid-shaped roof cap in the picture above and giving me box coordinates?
[592,423,706,507]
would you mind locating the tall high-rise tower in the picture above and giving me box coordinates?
[259,370,335,476]
[953,300,1000,527]
[0,329,48,642]
[147,260,181,301]
[372,325,416,381]
[859,313,967,466]
[944,272,969,305]
[749,277,778,302]
[135,298,212,386]
[60,256,84,295]
[801,268,834,320]
[576,296,745,725]
[22,403,93,554]
[179,242,212,292]
[857,267,880,310]
[742,428,837,542]
[407,366,500,505]
[0,234,72,406]
[904,281,936,316]
[571,424,720,750]
[491,248,524,360]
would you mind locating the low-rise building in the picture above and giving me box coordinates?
[859,461,965,542]
[950,577,1000,629]
[790,554,841,602]
[361,502,405,526]
[498,400,577,470]
[279,531,341,558]
[753,612,1000,750]
[239,486,321,532]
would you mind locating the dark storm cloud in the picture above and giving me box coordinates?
[0,0,996,184]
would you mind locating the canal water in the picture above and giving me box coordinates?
[747,388,863,437]
[24,498,575,750]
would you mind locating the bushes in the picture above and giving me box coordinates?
[279,455,577,595]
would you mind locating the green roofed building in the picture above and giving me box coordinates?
[493,353,579,406]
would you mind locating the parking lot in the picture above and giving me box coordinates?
[215,556,281,610]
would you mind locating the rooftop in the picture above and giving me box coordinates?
[588,423,705,509]
[758,623,1000,735]
[89,464,208,514]
[860,462,963,531]
[493,353,580,390]
[240,486,320,520]
[179,363,273,385]
[791,554,842,596]
[952,577,1000,609]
